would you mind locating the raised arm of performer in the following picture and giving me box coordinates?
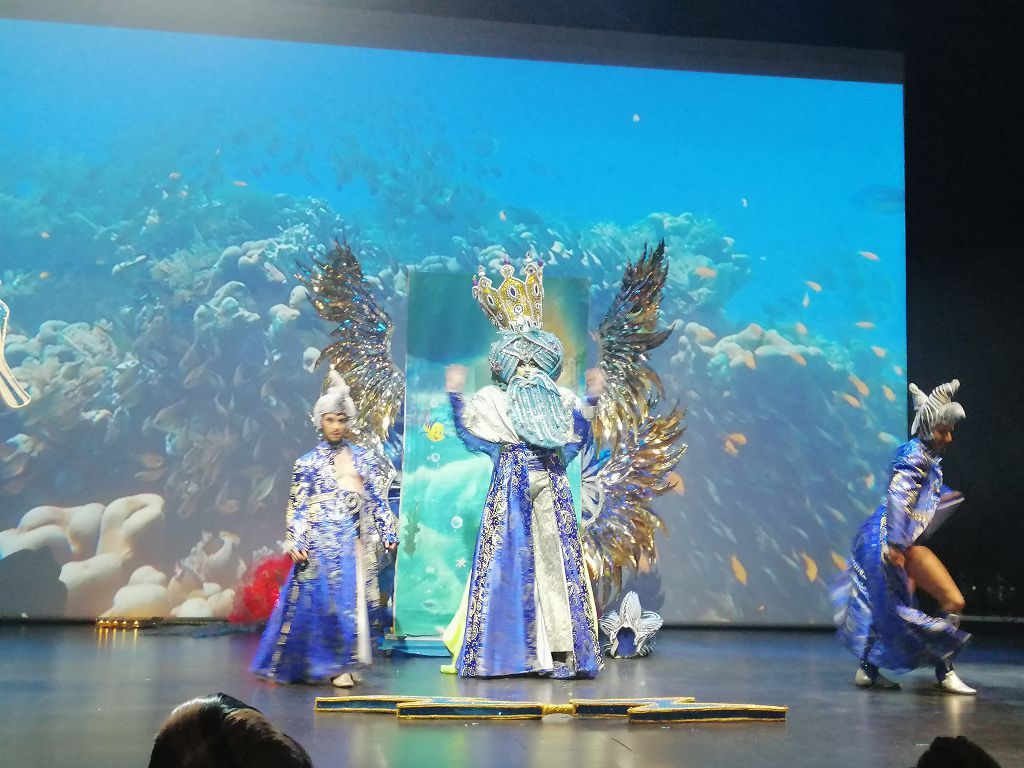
[446,363,503,460]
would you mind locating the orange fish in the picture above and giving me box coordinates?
[790,352,807,366]
[858,250,880,261]
[882,385,897,402]
[871,345,887,358]
[498,210,507,221]
[893,365,904,376]
[802,292,811,309]
[139,453,165,469]
[863,472,875,489]
[39,271,51,280]
[841,393,862,408]
[828,506,847,522]
[216,498,241,515]
[730,555,748,585]
[168,171,182,180]
[743,351,756,370]
[848,374,870,397]
[667,471,685,495]
[232,180,248,187]
[794,321,808,336]
[134,468,165,483]
[724,439,739,456]
[694,266,717,279]
[831,551,848,571]
[801,552,818,582]
[877,431,900,446]
[727,432,748,446]
[39,231,50,239]
[855,321,875,329]
[805,280,822,292]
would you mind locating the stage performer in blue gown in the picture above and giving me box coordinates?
[252,372,398,687]
[442,256,603,679]
[833,378,975,695]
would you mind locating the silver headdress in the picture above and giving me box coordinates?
[312,370,356,429]
[909,379,965,438]
[599,591,664,658]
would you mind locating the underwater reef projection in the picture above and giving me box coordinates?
[0,20,906,623]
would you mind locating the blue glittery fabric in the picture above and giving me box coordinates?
[251,441,397,683]
[832,438,969,673]
[448,392,601,679]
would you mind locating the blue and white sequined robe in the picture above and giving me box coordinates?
[252,441,398,683]
[833,438,969,673]
[445,388,602,679]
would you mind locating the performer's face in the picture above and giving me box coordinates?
[515,360,541,380]
[321,412,349,443]
[928,423,954,453]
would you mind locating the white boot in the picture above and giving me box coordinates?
[855,666,901,690]
[332,672,356,688]
[936,669,977,696]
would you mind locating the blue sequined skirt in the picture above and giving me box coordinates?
[833,509,970,674]
[251,506,364,683]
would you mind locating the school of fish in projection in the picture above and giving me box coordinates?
[0,128,905,622]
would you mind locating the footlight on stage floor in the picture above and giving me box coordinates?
[95,617,162,630]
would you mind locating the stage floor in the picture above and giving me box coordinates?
[2,625,1022,767]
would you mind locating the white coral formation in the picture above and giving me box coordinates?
[674,322,823,383]
[1,495,249,619]
[0,501,104,562]
[106,575,171,618]
[193,281,261,336]
[0,494,165,617]
[164,530,245,619]
[1,321,125,455]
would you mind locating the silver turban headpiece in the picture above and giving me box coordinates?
[909,379,965,438]
[312,370,356,429]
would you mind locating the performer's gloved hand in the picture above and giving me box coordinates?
[445,365,468,393]
[385,541,399,554]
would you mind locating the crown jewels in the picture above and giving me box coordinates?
[472,255,544,332]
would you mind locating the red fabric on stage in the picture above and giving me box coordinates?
[229,553,293,623]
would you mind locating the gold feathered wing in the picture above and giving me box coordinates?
[583,241,687,601]
[295,242,404,443]
[592,241,674,449]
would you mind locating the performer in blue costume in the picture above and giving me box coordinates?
[252,372,398,687]
[833,379,975,695]
[442,257,603,679]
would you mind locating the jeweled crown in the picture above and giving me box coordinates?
[472,255,544,332]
